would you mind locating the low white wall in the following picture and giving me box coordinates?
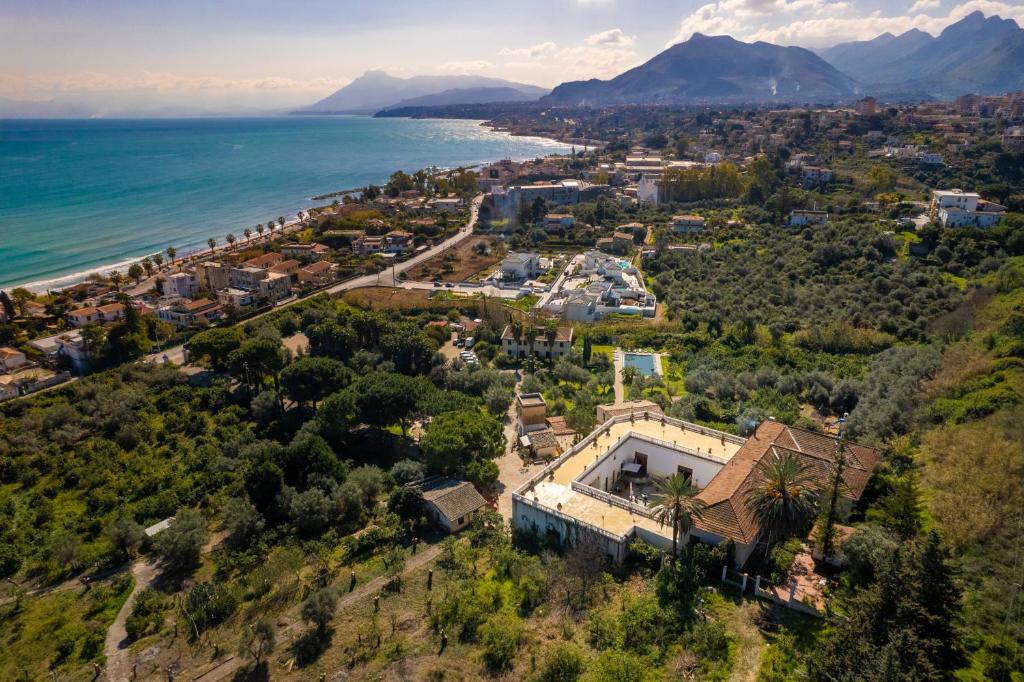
[581,436,726,491]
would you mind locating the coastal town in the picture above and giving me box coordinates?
[2,8,1024,677]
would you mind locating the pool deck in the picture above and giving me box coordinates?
[613,348,664,404]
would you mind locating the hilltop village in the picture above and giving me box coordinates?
[1,91,1024,681]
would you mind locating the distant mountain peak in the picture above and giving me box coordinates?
[544,32,857,107]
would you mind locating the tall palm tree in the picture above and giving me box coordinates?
[277,216,285,229]
[266,221,275,234]
[166,247,177,264]
[207,238,216,252]
[651,473,704,558]
[744,451,820,555]
[226,233,236,250]
[153,253,164,269]
[243,228,252,242]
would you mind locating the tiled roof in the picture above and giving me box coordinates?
[545,415,576,436]
[694,421,880,544]
[421,479,486,523]
[528,429,559,450]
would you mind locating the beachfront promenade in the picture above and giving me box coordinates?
[144,194,483,367]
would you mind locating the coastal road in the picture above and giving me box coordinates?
[145,195,483,366]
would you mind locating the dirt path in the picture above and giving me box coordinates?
[726,599,769,682]
[103,559,159,681]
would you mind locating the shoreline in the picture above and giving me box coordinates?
[5,123,571,294]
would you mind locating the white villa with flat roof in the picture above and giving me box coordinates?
[512,413,879,568]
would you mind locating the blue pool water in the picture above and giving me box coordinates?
[624,352,658,376]
[0,116,570,290]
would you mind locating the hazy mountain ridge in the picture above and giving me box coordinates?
[542,33,859,106]
[296,71,547,114]
[819,11,1024,98]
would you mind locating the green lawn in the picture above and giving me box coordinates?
[504,294,539,312]
[590,344,615,361]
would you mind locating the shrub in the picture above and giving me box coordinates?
[183,581,238,636]
[478,612,523,673]
[125,588,167,641]
[534,642,585,682]
[768,538,804,585]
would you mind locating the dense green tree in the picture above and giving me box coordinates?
[280,356,350,408]
[186,327,246,371]
[222,499,265,550]
[155,509,208,574]
[239,621,275,671]
[306,319,357,359]
[105,516,146,560]
[354,372,430,436]
[420,409,504,473]
[387,486,424,522]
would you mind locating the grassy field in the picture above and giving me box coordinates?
[344,286,479,312]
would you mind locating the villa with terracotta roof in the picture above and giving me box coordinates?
[512,412,878,567]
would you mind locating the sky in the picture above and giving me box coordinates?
[1,0,1022,115]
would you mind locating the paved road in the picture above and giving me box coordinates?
[145,195,483,367]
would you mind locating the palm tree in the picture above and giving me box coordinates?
[744,451,820,556]
[166,246,177,264]
[141,258,154,277]
[109,271,125,291]
[266,221,275,234]
[651,473,704,558]
[256,224,265,239]
[226,233,236,250]
[207,238,216,252]
[153,253,164,269]
[277,216,285,229]
[544,323,558,355]
[243,228,252,242]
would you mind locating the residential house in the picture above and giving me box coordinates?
[426,197,462,213]
[258,272,293,302]
[671,215,706,233]
[242,252,284,270]
[500,326,574,360]
[352,235,385,256]
[1002,126,1024,153]
[788,210,829,227]
[500,252,540,281]
[420,478,487,533]
[229,266,267,291]
[281,243,330,262]
[297,260,338,287]
[637,174,661,205]
[66,302,125,328]
[217,288,257,309]
[612,231,635,253]
[800,166,833,187]
[268,259,301,277]
[195,261,231,292]
[0,347,28,373]
[164,271,199,299]
[543,213,576,231]
[930,189,1003,228]
[384,230,414,254]
[157,298,222,329]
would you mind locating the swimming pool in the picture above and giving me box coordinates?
[623,352,658,376]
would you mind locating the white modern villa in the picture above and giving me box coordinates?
[512,412,879,568]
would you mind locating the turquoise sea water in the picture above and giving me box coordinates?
[0,117,569,290]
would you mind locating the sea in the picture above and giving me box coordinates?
[0,116,570,291]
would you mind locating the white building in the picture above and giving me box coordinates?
[671,215,706,233]
[501,326,574,360]
[930,189,1003,228]
[930,189,980,214]
[512,415,878,567]
[164,271,199,299]
[938,207,1003,228]
[788,210,829,227]
[500,252,540,282]
[637,175,661,205]
[490,180,581,218]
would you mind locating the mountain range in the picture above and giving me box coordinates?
[295,71,548,114]
[543,33,858,106]
[818,11,1024,99]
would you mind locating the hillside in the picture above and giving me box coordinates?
[296,71,547,114]
[380,86,545,111]
[819,11,1024,98]
[543,33,858,107]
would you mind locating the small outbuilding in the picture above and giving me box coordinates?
[421,478,487,533]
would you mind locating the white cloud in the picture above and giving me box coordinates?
[499,42,558,58]
[669,0,1024,49]
[908,0,940,13]
[496,28,640,82]
[584,28,636,47]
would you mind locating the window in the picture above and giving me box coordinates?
[457,516,464,525]
[677,465,693,483]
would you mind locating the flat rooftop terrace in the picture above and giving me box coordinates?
[515,412,744,539]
